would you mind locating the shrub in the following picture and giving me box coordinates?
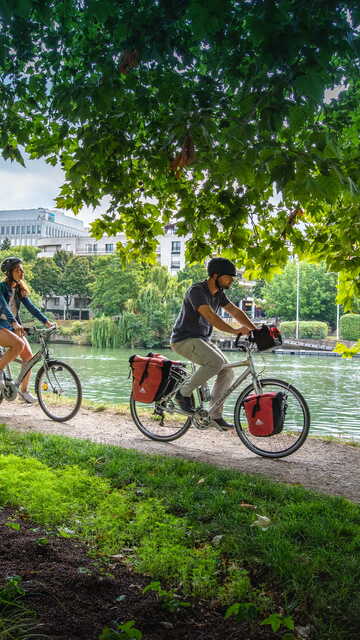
[280,321,328,339]
[70,321,85,335]
[340,314,360,340]
[57,325,73,337]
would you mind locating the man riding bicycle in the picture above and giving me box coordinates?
[170,257,256,430]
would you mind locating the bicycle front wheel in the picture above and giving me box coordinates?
[130,393,193,442]
[35,360,82,422]
[234,378,310,458]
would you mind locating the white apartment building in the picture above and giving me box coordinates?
[0,209,186,319]
[0,208,85,245]
[37,220,186,275]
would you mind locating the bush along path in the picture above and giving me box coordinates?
[0,427,360,640]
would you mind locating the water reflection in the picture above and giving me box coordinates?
[47,344,359,441]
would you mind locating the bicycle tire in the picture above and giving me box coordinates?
[35,360,82,422]
[130,392,193,442]
[234,378,310,458]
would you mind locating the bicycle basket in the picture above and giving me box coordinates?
[249,325,282,351]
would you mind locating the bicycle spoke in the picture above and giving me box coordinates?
[130,394,192,441]
[36,360,82,422]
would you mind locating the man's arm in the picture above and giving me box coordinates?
[223,302,256,331]
[197,304,250,335]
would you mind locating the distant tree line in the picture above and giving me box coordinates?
[0,246,357,346]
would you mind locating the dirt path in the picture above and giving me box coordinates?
[2,403,360,503]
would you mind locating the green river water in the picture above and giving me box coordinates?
[45,343,360,442]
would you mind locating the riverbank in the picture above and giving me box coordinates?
[3,401,360,503]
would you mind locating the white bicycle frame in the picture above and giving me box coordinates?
[169,343,263,417]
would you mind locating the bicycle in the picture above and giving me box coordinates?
[0,326,82,422]
[130,336,310,458]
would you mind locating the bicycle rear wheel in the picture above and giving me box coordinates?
[130,393,193,441]
[234,378,310,458]
[35,360,82,422]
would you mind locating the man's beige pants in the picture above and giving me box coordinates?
[170,338,233,419]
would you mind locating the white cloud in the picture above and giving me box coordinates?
[0,154,105,225]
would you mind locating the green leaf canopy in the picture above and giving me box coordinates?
[1,1,360,305]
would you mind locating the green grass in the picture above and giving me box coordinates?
[0,576,44,640]
[0,424,359,639]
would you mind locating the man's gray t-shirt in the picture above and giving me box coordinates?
[171,280,230,343]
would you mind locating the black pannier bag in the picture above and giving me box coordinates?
[243,391,287,437]
[145,352,188,398]
[249,325,282,351]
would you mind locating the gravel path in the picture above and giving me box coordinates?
[2,402,360,503]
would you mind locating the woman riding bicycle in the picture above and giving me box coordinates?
[0,256,53,403]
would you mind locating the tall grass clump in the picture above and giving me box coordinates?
[91,316,124,349]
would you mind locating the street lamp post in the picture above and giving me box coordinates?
[295,259,300,340]
[336,273,340,340]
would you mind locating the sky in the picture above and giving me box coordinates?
[0,152,102,228]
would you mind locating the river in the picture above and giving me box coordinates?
[41,343,360,442]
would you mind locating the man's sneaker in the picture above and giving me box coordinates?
[18,391,37,404]
[175,390,195,414]
[211,417,234,431]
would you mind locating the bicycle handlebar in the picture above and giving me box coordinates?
[234,333,251,349]
[25,325,57,339]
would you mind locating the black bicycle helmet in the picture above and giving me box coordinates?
[207,257,237,277]
[1,256,23,275]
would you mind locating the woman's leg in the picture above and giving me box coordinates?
[0,329,24,369]
[18,336,33,392]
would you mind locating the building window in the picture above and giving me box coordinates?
[27,225,31,234]
[37,225,41,234]
[16,226,20,235]
[21,226,25,234]
[32,225,36,234]
[74,297,89,308]
[0,226,4,234]
[171,260,181,270]
[105,244,114,253]
[171,241,181,255]
[11,226,15,235]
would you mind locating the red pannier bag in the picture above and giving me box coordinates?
[129,353,175,403]
[243,392,287,436]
